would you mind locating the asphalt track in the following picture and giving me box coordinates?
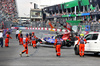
[0,29,100,66]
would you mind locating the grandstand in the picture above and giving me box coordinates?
[42,0,100,31]
[0,0,18,28]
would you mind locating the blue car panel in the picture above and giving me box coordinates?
[43,36,63,44]
[46,39,55,43]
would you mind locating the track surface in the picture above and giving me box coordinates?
[0,29,100,66]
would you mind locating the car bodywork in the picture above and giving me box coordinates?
[40,32,74,47]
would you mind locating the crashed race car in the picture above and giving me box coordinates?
[40,32,74,47]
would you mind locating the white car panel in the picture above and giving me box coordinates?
[74,32,100,53]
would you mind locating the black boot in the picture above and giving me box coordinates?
[35,46,37,48]
[56,55,58,57]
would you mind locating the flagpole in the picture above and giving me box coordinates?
[58,10,60,15]
[78,0,80,13]
[75,6,76,20]
[66,9,67,15]
[62,4,64,15]
[70,8,72,14]
[87,5,89,12]
[51,11,53,15]
[83,6,85,12]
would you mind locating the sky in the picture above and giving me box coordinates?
[16,0,73,17]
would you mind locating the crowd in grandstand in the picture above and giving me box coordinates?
[0,0,18,22]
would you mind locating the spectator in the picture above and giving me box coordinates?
[0,30,3,48]
[16,28,19,39]
[0,0,18,25]
[1,21,4,29]
[98,19,100,23]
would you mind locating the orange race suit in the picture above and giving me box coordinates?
[19,34,23,45]
[54,38,62,57]
[22,37,29,55]
[77,37,87,57]
[5,34,12,47]
[31,35,38,48]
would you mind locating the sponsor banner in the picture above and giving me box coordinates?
[38,28,40,30]
[57,29,60,32]
[47,28,49,30]
[62,29,66,32]
[26,27,28,29]
[20,27,27,29]
[11,27,67,32]
[32,27,34,30]
[54,29,57,31]
[30,27,33,29]
[57,29,61,32]
[11,27,27,29]
[81,13,90,16]
[34,27,35,30]
[11,27,15,29]
[76,13,90,16]
[45,28,47,30]
[41,28,43,30]
[49,28,51,30]
[45,28,48,30]
[59,29,62,32]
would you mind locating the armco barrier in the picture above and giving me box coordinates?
[11,27,68,32]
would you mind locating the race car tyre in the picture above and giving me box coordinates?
[62,41,65,46]
[74,44,79,55]
[61,45,63,48]
[66,45,71,47]
[66,42,71,47]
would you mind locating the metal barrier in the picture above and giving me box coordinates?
[10,21,100,33]
[31,22,99,31]
[71,22,100,32]
[31,21,62,29]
